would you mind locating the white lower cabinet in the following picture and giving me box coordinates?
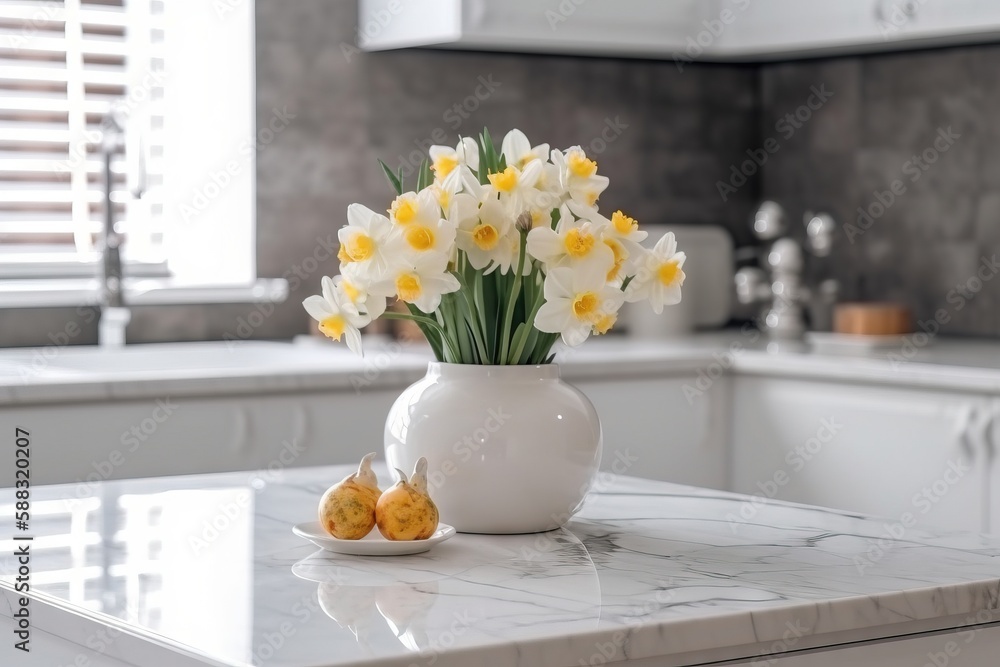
[576,376,728,490]
[2,387,400,486]
[730,376,992,534]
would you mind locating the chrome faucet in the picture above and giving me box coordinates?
[735,201,838,339]
[97,108,145,347]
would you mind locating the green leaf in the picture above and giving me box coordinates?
[498,153,507,171]
[378,159,403,196]
[416,159,431,191]
[550,207,561,230]
[477,135,489,185]
[483,127,499,174]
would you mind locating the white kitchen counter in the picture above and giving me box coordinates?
[2,331,1000,406]
[2,464,999,667]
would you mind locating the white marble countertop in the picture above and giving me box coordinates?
[2,464,999,667]
[2,331,1000,406]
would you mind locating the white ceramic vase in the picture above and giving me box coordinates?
[384,362,602,534]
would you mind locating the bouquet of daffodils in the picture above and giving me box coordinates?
[304,128,686,364]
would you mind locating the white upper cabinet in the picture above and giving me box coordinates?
[359,0,704,58]
[359,0,1000,61]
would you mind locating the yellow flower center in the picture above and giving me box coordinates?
[604,237,627,281]
[337,244,353,264]
[530,210,547,228]
[432,155,458,178]
[593,312,617,335]
[572,292,600,320]
[395,273,422,302]
[658,261,685,287]
[488,167,518,193]
[472,223,499,250]
[404,225,435,251]
[585,191,599,207]
[391,197,417,225]
[611,210,638,235]
[568,152,597,178]
[345,233,375,262]
[564,228,595,258]
[318,315,346,341]
[341,280,361,303]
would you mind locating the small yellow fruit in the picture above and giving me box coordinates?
[376,457,439,541]
[318,452,382,540]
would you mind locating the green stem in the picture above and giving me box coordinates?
[499,230,528,364]
[509,278,545,364]
[381,310,460,360]
[453,271,490,363]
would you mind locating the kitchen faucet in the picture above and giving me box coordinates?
[734,201,838,339]
[97,108,145,347]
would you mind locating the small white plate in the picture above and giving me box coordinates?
[292,521,456,556]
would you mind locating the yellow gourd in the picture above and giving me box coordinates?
[318,452,381,540]
[375,457,439,541]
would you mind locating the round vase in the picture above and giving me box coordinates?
[384,362,602,534]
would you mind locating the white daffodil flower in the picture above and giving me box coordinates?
[388,188,440,227]
[385,188,456,264]
[429,137,479,186]
[372,252,461,314]
[454,197,517,274]
[333,273,386,321]
[534,266,625,347]
[303,275,369,356]
[568,202,648,284]
[337,204,395,283]
[625,232,687,314]
[551,146,610,208]
[526,212,614,277]
[387,214,456,264]
[487,161,543,214]
[501,129,549,169]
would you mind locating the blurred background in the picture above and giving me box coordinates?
[2,0,997,345]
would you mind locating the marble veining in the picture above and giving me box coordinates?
[2,466,1000,667]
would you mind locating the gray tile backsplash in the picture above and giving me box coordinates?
[1,1,996,345]
[759,43,1000,336]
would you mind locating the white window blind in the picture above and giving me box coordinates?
[0,0,167,279]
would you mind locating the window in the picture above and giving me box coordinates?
[0,0,260,299]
